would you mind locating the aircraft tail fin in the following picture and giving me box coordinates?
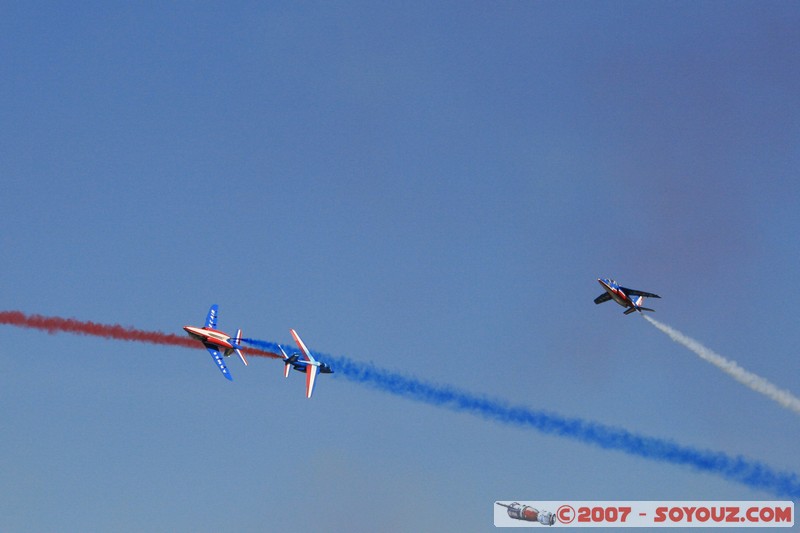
[634,295,656,312]
[626,296,656,314]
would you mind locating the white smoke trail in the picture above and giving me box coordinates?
[643,315,800,416]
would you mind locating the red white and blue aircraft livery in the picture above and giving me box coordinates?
[183,304,248,380]
[594,278,661,315]
[278,329,333,398]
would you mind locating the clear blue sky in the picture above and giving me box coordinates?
[1,2,799,531]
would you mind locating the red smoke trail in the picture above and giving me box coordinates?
[0,310,280,359]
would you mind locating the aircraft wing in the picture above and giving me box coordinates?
[290,329,316,363]
[620,287,661,299]
[205,304,219,329]
[204,343,233,381]
[305,363,319,398]
[594,292,612,304]
[291,329,320,398]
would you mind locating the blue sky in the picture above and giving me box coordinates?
[1,2,799,531]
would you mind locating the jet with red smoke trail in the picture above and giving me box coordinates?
[183,305,248,380]
[277,329,333,398]
[594,278,661,315]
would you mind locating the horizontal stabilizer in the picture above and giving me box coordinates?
[624,306,656,315]
[235,329,247,366]
[278,344,291,377]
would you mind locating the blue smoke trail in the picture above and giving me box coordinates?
[242,337,800,498]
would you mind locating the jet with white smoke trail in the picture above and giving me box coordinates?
[643,315,800,416]
[594,278,661,315]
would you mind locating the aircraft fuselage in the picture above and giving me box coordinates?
[597,279,635,309]
[183,325,235,351]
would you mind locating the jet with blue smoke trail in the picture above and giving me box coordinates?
[240,336,800,498]
[276,329,333,398]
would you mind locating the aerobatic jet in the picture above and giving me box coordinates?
[277,329,333,398]
[594,278,661,315]
[183,304,247,380]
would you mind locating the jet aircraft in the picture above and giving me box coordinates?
[594,278,661,315]
[183,304,247,380]
[277,329,333,398]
